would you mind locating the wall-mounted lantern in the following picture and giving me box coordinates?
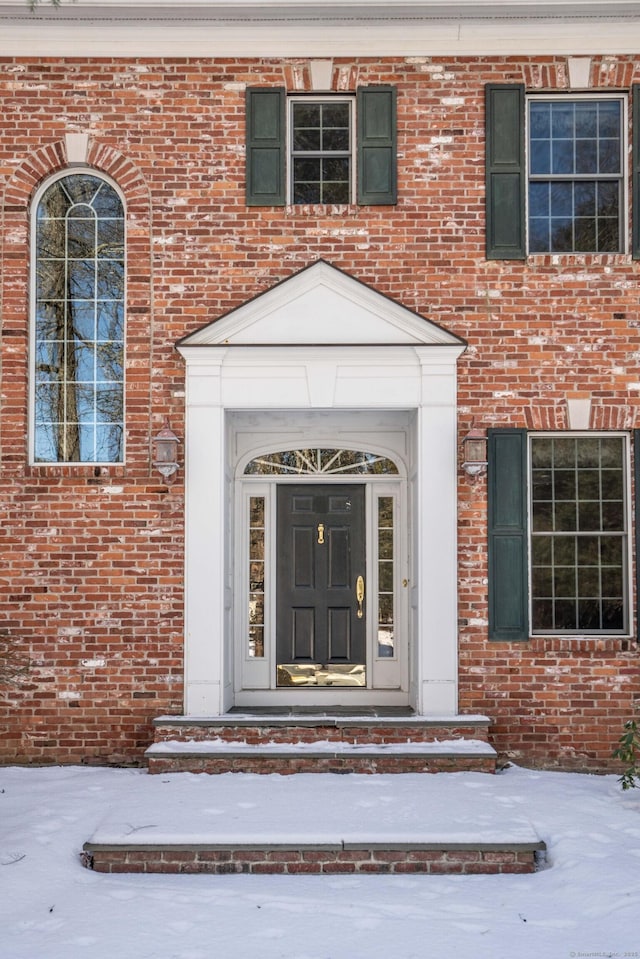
[153,419,180,484]
[461,425,488,477]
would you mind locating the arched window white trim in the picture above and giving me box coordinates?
[29,169,126,464]
[243,447,400,476]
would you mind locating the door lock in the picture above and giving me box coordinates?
[317,523,325,544]
[356,575,365,619]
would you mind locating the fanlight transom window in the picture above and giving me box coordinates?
[244,448,399,476]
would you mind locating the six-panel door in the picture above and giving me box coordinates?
[276,484,366,684]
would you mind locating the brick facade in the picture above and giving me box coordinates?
[1,53,639,770]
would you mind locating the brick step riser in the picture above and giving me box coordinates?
[152,724,491,746]
[85,848,538,875]
[147,755,496,775]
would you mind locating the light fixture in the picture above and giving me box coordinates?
[153,419,180,484]
[461,425,488,477]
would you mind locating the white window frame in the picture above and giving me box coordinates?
[526,93,628,256]
[29,168,126,465]
[527,431,633,637]
[287,95,356,206]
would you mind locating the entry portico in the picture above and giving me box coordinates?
[177,261,466,717]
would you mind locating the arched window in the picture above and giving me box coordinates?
[244,448,399,475]
[32,173,125,463]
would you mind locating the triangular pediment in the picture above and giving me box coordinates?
[177,261,466,348]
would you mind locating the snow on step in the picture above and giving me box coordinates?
[84,770,541,849]
[146,738,497,757]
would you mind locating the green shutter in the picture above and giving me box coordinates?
[488,428,529,641]
[633,85,640,259]
[635,431,640,641]
[246,87,286,206]
[485,84,526,260]
[357,86,397,205]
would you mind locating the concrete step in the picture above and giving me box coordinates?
[145,737,498,775]
[83,837,542,875]
[151,713,493,746]
[82,770,545,876]
[147,713,496,774]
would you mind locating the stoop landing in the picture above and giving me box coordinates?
[145,710,497,776]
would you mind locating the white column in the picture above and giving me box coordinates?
[414,348,460,715]
[180,348,227,715]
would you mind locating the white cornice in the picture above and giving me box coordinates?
[0,15,639,56]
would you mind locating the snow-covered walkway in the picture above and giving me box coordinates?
[1,763,639,959]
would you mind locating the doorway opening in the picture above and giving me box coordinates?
[235,445,407,702]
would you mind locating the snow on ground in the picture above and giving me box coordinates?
[1,763,639,959]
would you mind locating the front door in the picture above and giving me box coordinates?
[276,484,366,687]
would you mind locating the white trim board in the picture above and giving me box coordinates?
[1,6,639,56]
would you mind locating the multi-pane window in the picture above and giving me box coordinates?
[246,86,396,207]
[248,496,266,658]
[530,435,628,633]
[290,99,353,204]
[377,496,395,658]
[32,173,125,463]
[528,97,624,253]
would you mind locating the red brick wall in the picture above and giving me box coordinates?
[1,55,638,769]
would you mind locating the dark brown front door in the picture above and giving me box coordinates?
[276,484,366,685]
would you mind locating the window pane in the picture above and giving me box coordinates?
[529,102,550,138]
[550,182,573,217]
[599,100,621,138]
[575,217,596,253]
[532,467,552,500]
[323,102,349,127]
[575,138,597,173]
[529,217,550,253]
[292,102,320,126]
[529,182,549,218]
[554,536,575,565]
[322,180,350,204]
[550,217,573,252]
[293,128,321,151]
[551,103,574,139]
[575,102,597,138]
[532,565,553,596]
[323,127,350,151]
[552,139,574,175]
[530,138,551,175]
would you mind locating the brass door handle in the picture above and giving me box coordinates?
[317,523,325,544]
[356,575,365,619]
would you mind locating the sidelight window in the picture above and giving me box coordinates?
[248,496,266,658]
[377,496,395,657]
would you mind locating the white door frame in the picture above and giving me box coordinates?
[231,426,409,706]
[177,261,466,717]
